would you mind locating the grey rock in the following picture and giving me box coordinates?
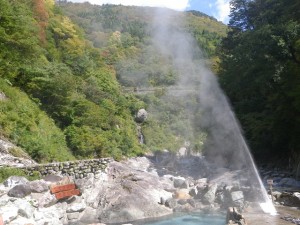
[165,198,177,208]
[38,191,57,207]
[293,192,300,200]
[75,177,94,191]
[43,174,63,183]
[272,191,282,199]
[177,199,187,205]
[8,184,31,198]
[189,187,198,197]
[29,180,49,193]
[203,183,218,204]
[160,197,166,205]
[187,199,196,207]
[96,160,172,224]
[135,109,148,123]
[173,177,188,189]
[196,178,208,184]
[67,202,86,213]
[4,176,28,188]
[226,207,246,225]
[68,212,80,220]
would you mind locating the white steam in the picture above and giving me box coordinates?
[150,7,276,214]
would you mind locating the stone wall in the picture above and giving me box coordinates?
[22,158,113,179]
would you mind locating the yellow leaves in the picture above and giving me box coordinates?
[52,16,78,39]
[51,16,87,56]
[45,0,55,8]
[63,38,85,56]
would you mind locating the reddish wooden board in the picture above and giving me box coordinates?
[50,183,76,194]
[55,189,80,200]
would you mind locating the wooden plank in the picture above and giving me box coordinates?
[55,189,80,200]
[50,183,76,194]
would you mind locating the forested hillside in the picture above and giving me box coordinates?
[219,0,300,170]
[60,2,227,153]
[0,0,144,161]
[0,0,226,162]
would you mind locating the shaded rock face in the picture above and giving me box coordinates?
[95,158,173,224]
[8,184,31,198]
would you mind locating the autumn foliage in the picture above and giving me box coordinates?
[33,0,49,44]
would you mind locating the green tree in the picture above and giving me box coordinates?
[219,0,300,168]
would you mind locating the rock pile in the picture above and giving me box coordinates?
[226,207,247,225]
[2,155,299,225]
[260,167,300,207]
[0,175,88,225]
[281,216,300,225]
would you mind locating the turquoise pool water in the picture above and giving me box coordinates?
[140,214,226,225]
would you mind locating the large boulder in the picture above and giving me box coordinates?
[135,109,148,123]
[4,176,28,188]
[8,184,31,198]
[95,158,173,224]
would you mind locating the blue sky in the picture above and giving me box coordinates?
[67,0,231,23]
[187,0,230,23]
